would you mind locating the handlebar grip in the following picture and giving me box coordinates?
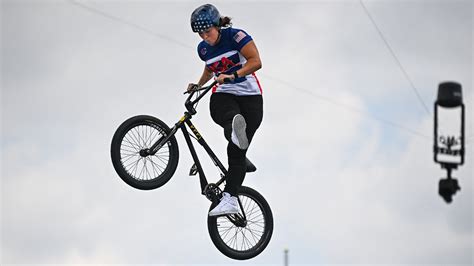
[223,78,232,83]
[183,80,219,95]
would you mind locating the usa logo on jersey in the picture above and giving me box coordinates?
[233,31,247,43]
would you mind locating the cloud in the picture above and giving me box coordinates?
[2,1,472,265]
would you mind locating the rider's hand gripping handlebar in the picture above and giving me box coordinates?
[184,80,218,115]
[183,78,234,115]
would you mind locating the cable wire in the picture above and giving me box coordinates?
[359,0,431,116]
[68,0,192,49]
[262,74,431,140]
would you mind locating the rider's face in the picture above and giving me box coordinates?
[199,27,220,46]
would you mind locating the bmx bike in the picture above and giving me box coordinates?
[110,80,273,260]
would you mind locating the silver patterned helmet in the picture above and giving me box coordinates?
[190,4,220,33]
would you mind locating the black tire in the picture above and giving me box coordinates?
[111,115,179,190]
[207,186,273,260]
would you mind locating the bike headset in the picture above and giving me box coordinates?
[190,4,221,33]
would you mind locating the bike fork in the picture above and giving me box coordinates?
[149,126,180,155]
[149,113,190,154]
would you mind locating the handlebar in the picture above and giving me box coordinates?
[183,80,218,95]
[183,78,235,115]
[183,78,234,95]
[183,80,218,115]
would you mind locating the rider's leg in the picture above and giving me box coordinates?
[210,93,247,197]
[239,95,263,144]
[210,93,239,142]
[208,94,263,216]
[210,94,263,145]
[210,94,263,196]
[224,95,263,195]
[224,143,248,196]
[209,93,242,216]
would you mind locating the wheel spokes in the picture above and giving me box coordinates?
[216,195,265,252]
[120,123,172,181]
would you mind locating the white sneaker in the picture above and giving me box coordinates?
[231,114,249,150]
[209,192,240,216]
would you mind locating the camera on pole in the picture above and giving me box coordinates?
[433,81,465,203]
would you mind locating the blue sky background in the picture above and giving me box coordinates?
[1,0,473,265]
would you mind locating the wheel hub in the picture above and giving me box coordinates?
[139,149,150,157]
[229,214,247,227]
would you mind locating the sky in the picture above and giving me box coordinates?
[1,0,473,265]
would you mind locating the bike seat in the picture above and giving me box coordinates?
[246,157,257,173]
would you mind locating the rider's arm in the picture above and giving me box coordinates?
[198,66,214,86]
[215,40,261,84]
[234,40,262,78]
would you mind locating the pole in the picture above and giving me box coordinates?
[284,248,289,266]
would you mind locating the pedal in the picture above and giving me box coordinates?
[189,164,198,176]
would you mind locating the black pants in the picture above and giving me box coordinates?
[210,93,263,196]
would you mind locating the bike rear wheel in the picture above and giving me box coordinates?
[207,186,273,260]
[110,115,179,190]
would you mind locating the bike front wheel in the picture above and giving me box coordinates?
[110,115,179,190]
[207,186,273,260]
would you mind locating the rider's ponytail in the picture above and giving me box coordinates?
[219,16,232,28]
